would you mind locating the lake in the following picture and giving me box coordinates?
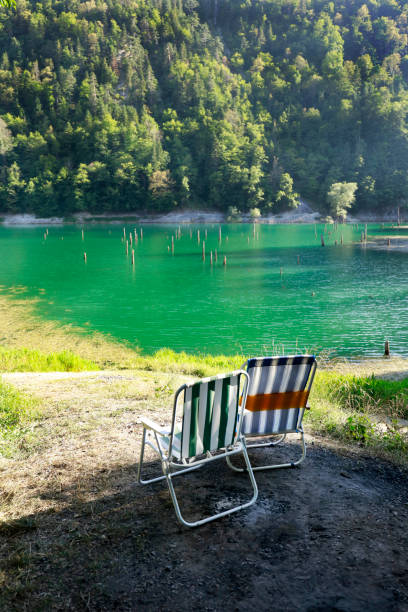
[0,222,406,358]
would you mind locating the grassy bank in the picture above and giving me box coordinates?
[0,291,407,463]
[0,348,97,373]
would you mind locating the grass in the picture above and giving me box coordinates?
[0,347,97,372]
[323,372,408,419]
[0,379,41,457]
[132,347,244,377]
[305,371,408,462]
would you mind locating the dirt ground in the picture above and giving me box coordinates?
[1,371,408,611]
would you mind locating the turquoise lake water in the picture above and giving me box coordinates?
[0,223,406,357]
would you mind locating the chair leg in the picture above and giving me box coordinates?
[226,429,306,472]
[138,428,203,485]
[137,428,168,485]
[165,444,258,528]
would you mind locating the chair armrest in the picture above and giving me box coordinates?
[141,417,170,435]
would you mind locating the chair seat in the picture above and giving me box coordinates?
[159,431,182,460]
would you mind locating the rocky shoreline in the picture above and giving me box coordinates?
[1,200,403,226]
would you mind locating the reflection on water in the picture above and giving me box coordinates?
[0,223,406,357]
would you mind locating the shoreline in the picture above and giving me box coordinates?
[0,205,403,226]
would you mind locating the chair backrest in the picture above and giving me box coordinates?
[171,371,248,460]
[242,355,317,435]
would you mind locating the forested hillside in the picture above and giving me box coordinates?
[0,0,407,216]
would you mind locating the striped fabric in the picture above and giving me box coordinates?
[242,355,316,435]
[177,372,242,459]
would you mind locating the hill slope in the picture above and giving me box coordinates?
[0,0,407,216]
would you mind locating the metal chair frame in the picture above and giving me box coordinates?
[227,357,317,473]
[138,370,258,528]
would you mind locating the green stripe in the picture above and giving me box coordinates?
[218,378,230,447]
[188,383,201,457]
[203,380,215,452]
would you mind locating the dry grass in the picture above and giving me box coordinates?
[0,369,190,521]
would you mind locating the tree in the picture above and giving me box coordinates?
[327,182,357,220]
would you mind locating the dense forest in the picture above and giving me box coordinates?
[0,0,407,216]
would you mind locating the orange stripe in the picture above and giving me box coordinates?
[245,390,309,412]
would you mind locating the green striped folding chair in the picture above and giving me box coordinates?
[137,370,258,528]
[227,355,317,473]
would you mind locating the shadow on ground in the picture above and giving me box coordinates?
[1,441,408,611]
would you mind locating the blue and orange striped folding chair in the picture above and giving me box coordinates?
[227,355,317,472]
[137,370,258,527]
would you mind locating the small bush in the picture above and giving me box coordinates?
[342,414,375,444]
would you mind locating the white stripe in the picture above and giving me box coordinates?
[293,363,308,391]
[182,387,192,458]
[224,375,238,445]
[249,365,262,395]
[258,408,268,434]
[286,408,297,431]
[210,379,223,450]
[272,408,281,432]
[279,365,292,393]
[196,382,208,455]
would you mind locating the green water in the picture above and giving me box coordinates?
[0,223,406,358]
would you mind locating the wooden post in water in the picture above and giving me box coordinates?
[215,248,218,262]
[253,223,256,238]
[126,240,129,255]
[202,241,205,261]
[321,234,325,247]
[218,226,222,244]
[197,229,200,245]
[171,235,174,254]
[247,236,250,243]
[131,249,135,266]
[223,255,227,266]
[387,237,391,246]
[365,224,368,241]
[83,252,87,263]
[341,234,343,245]
[140,228,143,240]
[135,230,138,243]
[384,340,390,358]
[130,232,133,246]
[123,227,126,240]
[297,255,300,264]
[210,250,213,265]
[314,224,317,238]
[205,229,207,239]
[82,229,84,241]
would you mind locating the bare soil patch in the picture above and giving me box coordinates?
[1,371,407,611]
